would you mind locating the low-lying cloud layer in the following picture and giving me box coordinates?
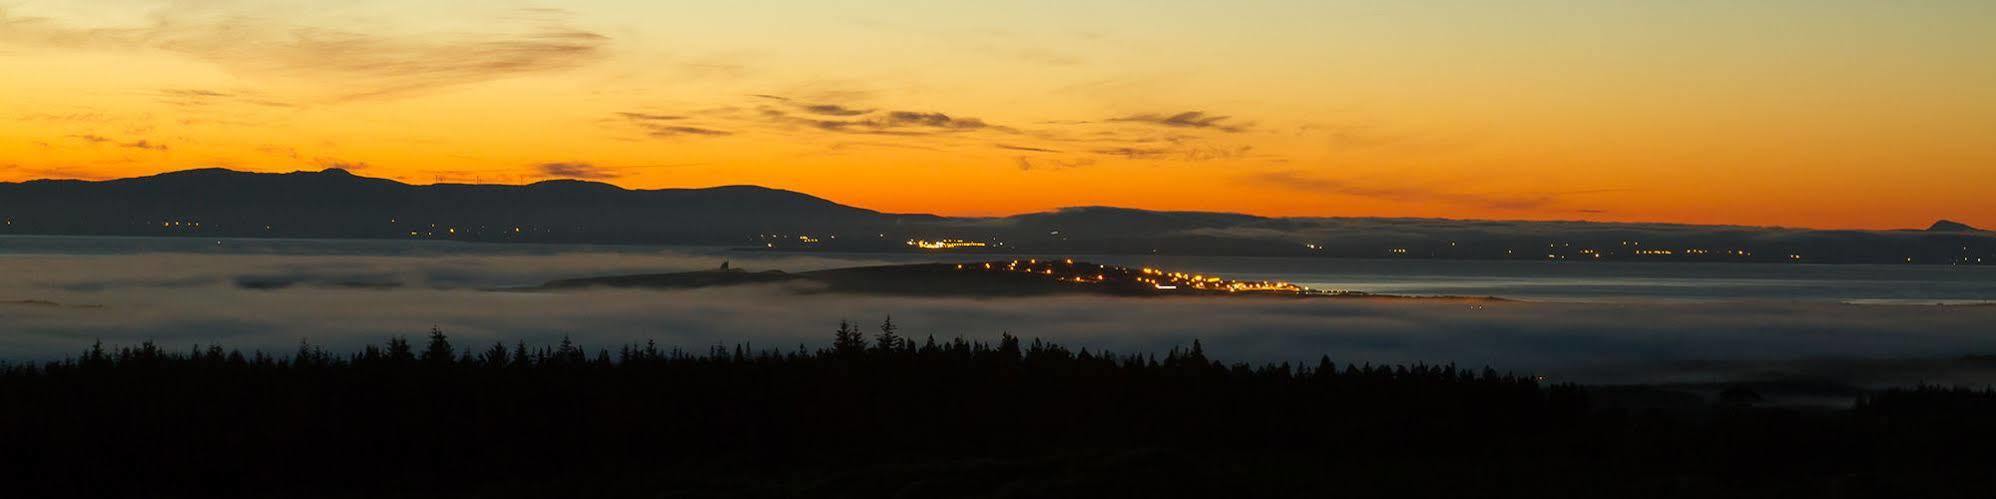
[3,246,1994,391]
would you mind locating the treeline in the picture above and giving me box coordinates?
[2,320,1994,498]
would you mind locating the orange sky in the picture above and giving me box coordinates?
[2,0,1992,229]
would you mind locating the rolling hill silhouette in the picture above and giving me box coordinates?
[2,168,1990,263]
[1929,220,1984,232]
[0,168,929,243]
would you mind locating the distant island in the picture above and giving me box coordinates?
[2,168,1990,264]
[536,259,1406,298]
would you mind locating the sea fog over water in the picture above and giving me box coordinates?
[4,236,1995,389]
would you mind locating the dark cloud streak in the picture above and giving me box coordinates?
[616,112,686,121]
[997,144,1062,153]
[536,162,621,179]
[1111,111,1247,132]
[803,104,871,116]
[122,140,168,151]
[763,108,1004,136]
[1245,170,1626,211]
[615,112,732,137]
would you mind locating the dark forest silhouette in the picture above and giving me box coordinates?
[3,322,1994,498]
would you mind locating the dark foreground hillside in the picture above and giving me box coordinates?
[3,322,1993,498]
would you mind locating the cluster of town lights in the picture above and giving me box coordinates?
[953,259,1308,294]
[1134,267,1304,293]
[908,239,988,249]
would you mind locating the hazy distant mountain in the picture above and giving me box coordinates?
[1928,220,1983,232]
[0,168,931,243]
[2,168,1990,264]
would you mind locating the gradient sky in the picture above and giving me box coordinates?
[2,0,1992,228]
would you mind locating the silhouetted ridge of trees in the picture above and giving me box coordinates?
[3,323,1994,498]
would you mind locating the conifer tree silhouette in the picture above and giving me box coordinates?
[421,327,454,367]
[482,342,509,367]
[833,320,867,358]
[385,336,414,365]
[6,323,1995,498]
[875,316,902,353]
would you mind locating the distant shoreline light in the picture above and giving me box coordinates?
[907,238,988,250]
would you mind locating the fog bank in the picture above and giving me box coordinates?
[4,250,1994,387]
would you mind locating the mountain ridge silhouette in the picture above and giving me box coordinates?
[2,168,1990,263]
[1929,220,1983,232]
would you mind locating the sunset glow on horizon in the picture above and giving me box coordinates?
[3,0,1992,229]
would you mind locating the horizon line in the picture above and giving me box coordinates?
[3,165,1974,233]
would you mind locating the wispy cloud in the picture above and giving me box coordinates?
[1015,156,1095,171]
[18,112,111,123]
[997,144,1062,153]
[874,111,990,130]
[615,112,731,137]
[122,140,168,151]
[616,112,687,121]
[647,125,731,136]
[601,94,1261,169]
[1111,111,1247,132]
[536,162,620,180]
[1244,170,1624,211]
[70,133,168,152]
[742,94,1007,136]
[764,108,1004,136]
[802,104,871,116]
[1177,144,1253,161]
[152,88,293,108]
[162,89,229,98]
[315,159,370,171]
[1093,144,1252,162]
[0,163,112,180]
[0,8,610,100]
[1096,147,1166,159]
